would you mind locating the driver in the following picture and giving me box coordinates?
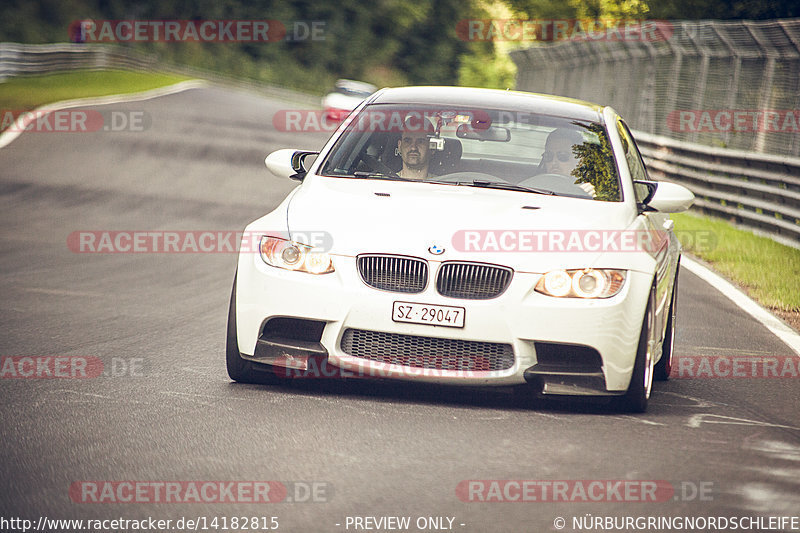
[396,117,435,180]
[539,128,596,197]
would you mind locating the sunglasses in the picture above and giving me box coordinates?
[541,151,574,163]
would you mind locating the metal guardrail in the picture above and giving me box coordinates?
[0,42,321,106]
[634,130,800,245]
[0,42,160,79]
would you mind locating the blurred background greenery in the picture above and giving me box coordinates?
[1,0,798,94]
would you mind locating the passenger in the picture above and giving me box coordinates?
[539,128,596,197]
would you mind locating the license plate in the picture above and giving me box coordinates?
[392,301,465,328]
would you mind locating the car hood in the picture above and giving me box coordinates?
[285,177,641,272]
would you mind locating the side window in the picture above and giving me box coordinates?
[616,120,650,203]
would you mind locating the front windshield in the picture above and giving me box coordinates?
[318,103,622,201]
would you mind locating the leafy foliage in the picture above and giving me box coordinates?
[572,123,621,201]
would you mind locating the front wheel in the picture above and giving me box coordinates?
[616,289,655,413]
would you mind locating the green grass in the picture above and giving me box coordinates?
[672,212,800,312]
[0,70,189,112]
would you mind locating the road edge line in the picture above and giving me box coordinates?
[681,255,800,357]
[0,79,208,150]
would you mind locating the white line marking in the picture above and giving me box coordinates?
[681,256,800,357]
[659,391,726,409]
[52,389,147,404]
[687,413,800,431]
[22,287,101,297]
[55,389,116,400]
[0,79,207,149]
[614,415,666,426]
[160,391,218,407]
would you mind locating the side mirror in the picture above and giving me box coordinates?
[264,149,319,181]
[635,180,694,213]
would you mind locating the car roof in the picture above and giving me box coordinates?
[369,86,606,123]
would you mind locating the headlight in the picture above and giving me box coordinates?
[259,236,334,274]
[535,269,626,298]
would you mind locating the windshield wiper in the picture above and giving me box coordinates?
[352,171,412,181]
[457,180,555,195]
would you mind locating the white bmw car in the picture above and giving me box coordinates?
[321,79,377,122]
[227,87,694,412]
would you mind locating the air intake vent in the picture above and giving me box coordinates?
[341,329,515,372]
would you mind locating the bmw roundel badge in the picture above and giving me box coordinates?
[428,244,445,255]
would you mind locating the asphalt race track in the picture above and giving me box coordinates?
[1,86,799,532]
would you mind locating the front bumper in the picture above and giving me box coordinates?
[236,253,652,394]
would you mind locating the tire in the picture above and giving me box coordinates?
[226,275,264,383]
[654,262,679,381]
[616,288,655,413]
